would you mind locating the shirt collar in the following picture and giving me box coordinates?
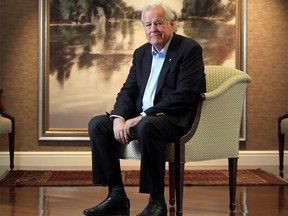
[151,35,173,57]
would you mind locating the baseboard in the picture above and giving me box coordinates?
[0,151,287,170]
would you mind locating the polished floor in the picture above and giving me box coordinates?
[0,166,287,216]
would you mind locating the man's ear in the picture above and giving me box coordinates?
[170,20,175,29]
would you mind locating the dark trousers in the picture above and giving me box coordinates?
[88,115,184,194]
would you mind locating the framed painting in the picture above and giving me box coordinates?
[38,0,247,141]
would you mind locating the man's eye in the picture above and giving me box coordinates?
[145,23,151,28]
[155,21,162,26]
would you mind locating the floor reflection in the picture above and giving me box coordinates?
[9,186,283,216]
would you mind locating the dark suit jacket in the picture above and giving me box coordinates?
[111,33,206,129]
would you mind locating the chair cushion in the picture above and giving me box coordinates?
[281,118,288,134]
[0,115,12,133]
[118,140,175,162]
[118,140,141,160]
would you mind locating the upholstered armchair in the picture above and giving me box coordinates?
[118,65,252,215]
[0,89,15,170]
[278,114,288,177]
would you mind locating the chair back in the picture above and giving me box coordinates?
[184,66,251,162]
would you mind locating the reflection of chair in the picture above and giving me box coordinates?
[118,65,251,215]
[278,114,288,178]
[0,89,15,170]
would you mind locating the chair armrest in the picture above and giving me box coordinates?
[0,89,15,131]
[179,95,204,145]
[278,113,288,134]
[279,114,288,121]
[203,74,251,100]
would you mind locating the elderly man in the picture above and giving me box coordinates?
[83,2,205,216]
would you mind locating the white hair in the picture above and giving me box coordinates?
[141,2,175,23]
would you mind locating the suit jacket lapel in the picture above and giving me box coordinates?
[155,35,179,94]
[140,48,153,96]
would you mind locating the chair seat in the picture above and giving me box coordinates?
[119,140,141,160]
[0,116,12,133]
[280,118,288,134]
[118,140,175,161]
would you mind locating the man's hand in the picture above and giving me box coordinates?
[113,118,127,145]
[124,116,142,138]
[113,116,142,145]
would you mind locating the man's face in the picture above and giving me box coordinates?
[142,6,174,52]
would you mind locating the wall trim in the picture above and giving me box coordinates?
[0,151,287,170]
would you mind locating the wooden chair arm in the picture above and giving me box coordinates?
[279,114,288,121]
[179,94,205,145]
[0,89,15,132]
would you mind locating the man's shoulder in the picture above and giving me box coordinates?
[172,33,201,48]
[135,42,151,52]
[133,42,151,57]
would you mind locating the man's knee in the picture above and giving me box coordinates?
[135,117,158,137]
[88,116,98,133]
[88,115,109,134]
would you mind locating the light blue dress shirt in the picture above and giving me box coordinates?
[111,37,173,119]
[141,38,172,116]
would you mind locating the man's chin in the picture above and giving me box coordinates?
[149,40,164,48]
[149,37,162,43]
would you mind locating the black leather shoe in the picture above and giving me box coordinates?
[137,196,167,216]
[83,196,130,216]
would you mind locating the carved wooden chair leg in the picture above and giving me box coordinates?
[278,114,288,177]
[279,133,285,177]
[169,162,175,205]
[9,131,15,170]
[228,157,238,212]
[175,162,184,216]
[278,130,285,178]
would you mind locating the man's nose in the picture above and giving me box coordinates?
[150,23,158,31]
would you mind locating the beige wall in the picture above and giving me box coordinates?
[0,0,287,152]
